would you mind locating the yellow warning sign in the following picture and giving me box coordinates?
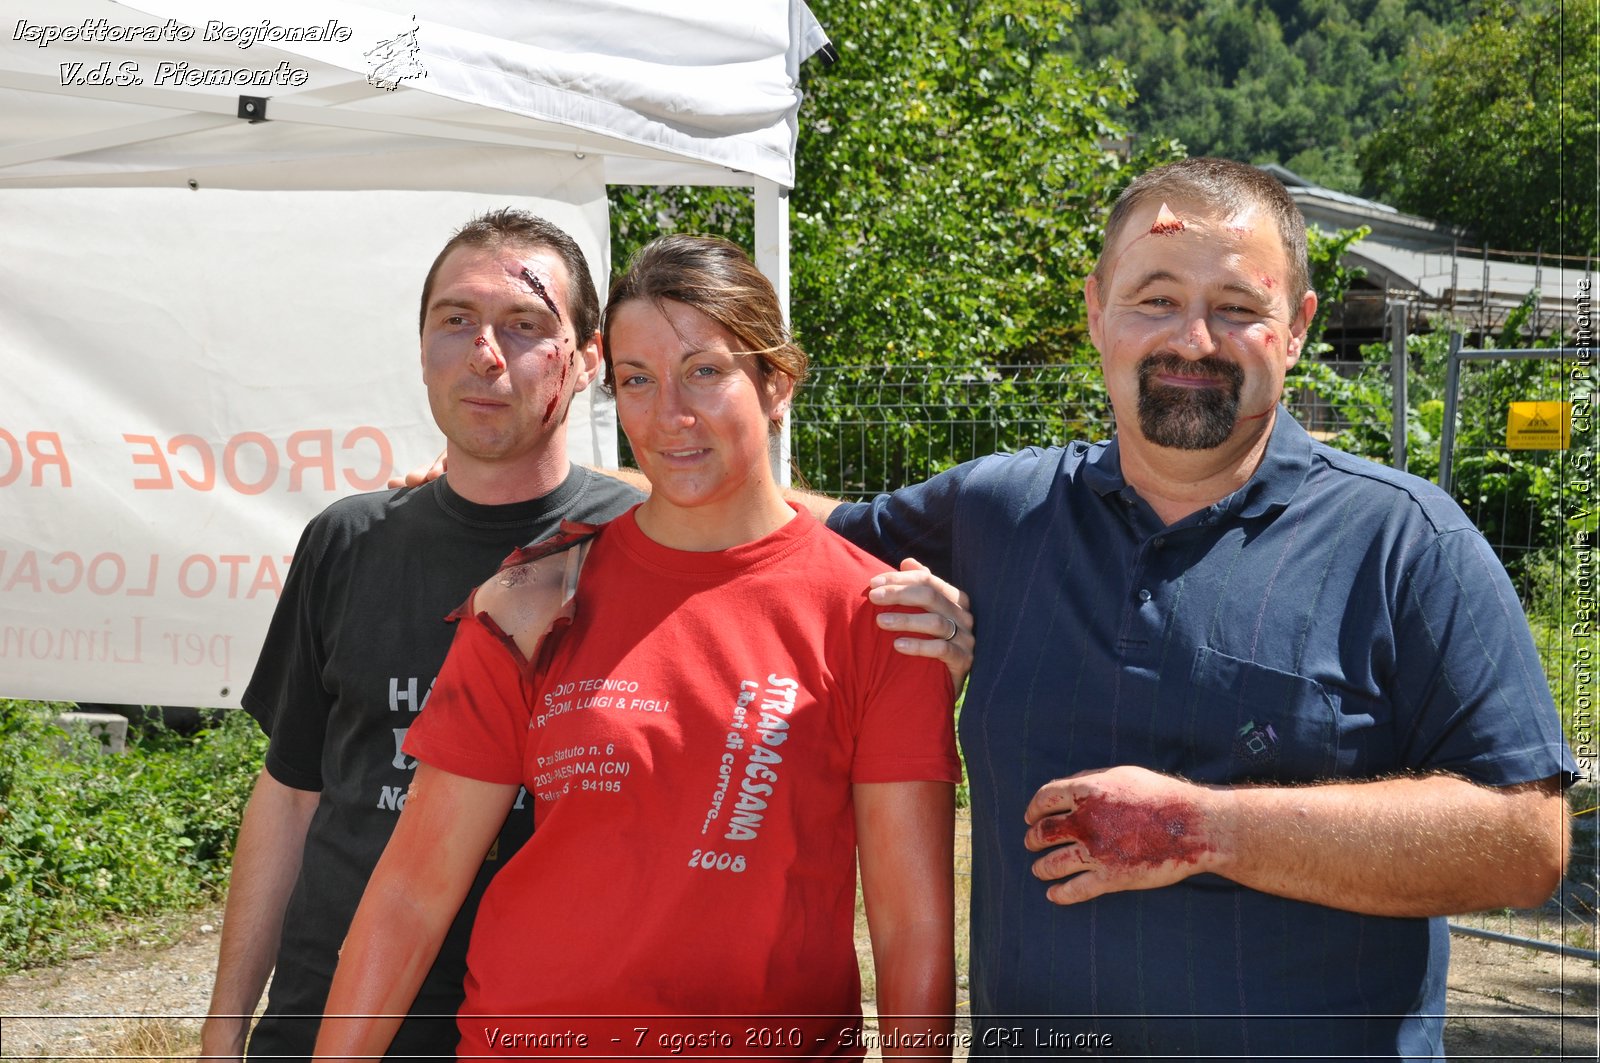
[1506,402,1571,450]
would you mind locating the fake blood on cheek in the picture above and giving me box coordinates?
[1038,794,1210,867]
[542,349,572,425]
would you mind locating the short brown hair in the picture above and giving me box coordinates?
[1094,158,1312,302]
[418,208,600,345]
[602,235,807,405]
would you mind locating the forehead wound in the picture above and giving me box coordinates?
[1106,205,1256,265]
[520,267,561,322]
[1150,202,1185,235]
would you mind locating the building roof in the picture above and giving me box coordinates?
[1261,164,1592,333]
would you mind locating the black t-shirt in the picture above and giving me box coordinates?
[243,469,641,1062]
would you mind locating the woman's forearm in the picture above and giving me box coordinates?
[855,780,957,1061]
[313,764,518,1062]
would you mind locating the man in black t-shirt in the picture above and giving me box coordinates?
[200,210,643,1062]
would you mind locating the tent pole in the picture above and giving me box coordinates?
[755,177,793,486]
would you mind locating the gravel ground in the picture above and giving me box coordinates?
[0,909,225,1060]
[0,905,1594,1061]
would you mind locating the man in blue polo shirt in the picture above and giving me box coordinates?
[819,158,1576,1059]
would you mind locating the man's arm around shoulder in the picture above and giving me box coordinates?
[201,769,320,1061]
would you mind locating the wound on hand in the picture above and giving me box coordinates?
[1040,794,1209,868]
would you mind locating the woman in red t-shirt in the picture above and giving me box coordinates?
[314,236,960,1060]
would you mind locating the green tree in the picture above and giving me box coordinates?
[610,1,1162,492]
[1067,0,1464,194]
[1361,0,1599,255]
[613,1,1154,368]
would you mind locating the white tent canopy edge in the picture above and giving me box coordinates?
[0,0,825,707]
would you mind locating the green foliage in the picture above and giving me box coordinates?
[1067,0,1468,193]
[611,0,1156,369]
[791,0,1159,370]
[1444,299,1586,583]
[0,702,264,971]
[1304,223,1370,351]
[1525,550,1595,738]
[793,362,1111,497]
[608,185,754,285]
[1289,224,1386,463]
[1288,329,1448,482]
[611,1,1157,490]
[1451,376,1578,561]
[1361,0,1599,255]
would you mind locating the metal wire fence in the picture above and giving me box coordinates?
[1437,346,1597,956]
[790,356,1396,497]
[791,362,1110,500]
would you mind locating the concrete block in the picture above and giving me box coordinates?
[52,711,129,755]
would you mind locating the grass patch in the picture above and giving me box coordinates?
[105,1016,200,1061]
[0,700,263,973]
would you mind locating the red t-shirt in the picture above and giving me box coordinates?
[406,505,958,1057]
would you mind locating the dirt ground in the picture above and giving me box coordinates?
[1444,934,1596,1061]
[0,903,1594,1061]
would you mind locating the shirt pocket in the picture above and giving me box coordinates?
[1181,646,1339,784]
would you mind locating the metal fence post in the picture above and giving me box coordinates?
[1438,331,1464,493]
[1390,303,1408,473]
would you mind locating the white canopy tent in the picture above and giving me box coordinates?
[0,0,826,707]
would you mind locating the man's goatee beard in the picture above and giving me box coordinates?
[1136,354,1243,450]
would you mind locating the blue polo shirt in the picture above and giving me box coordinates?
[829,410,1575,1060]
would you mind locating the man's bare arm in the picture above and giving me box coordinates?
[201,770,320,1061]
[1024,766,1568,916]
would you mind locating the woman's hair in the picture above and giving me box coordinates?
[602,235,808,405]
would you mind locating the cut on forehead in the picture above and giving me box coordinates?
[417,207,600,342]
[1103,200,1270,262]
[425,243,568,314]
[1093,157,1311,300]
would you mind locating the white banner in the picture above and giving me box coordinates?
[0,180,612,708]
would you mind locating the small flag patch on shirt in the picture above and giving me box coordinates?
[1234,720,1279,763]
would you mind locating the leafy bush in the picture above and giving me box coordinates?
[0,701,264,971]
[1066,0,1471,196]
[610,0,1158,373]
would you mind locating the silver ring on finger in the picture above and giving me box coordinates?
[942,615,959,641]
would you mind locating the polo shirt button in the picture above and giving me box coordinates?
[1153,537,1166,549]
[1138,589,1152,603]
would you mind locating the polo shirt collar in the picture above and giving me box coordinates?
[1082,405,1312,520]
